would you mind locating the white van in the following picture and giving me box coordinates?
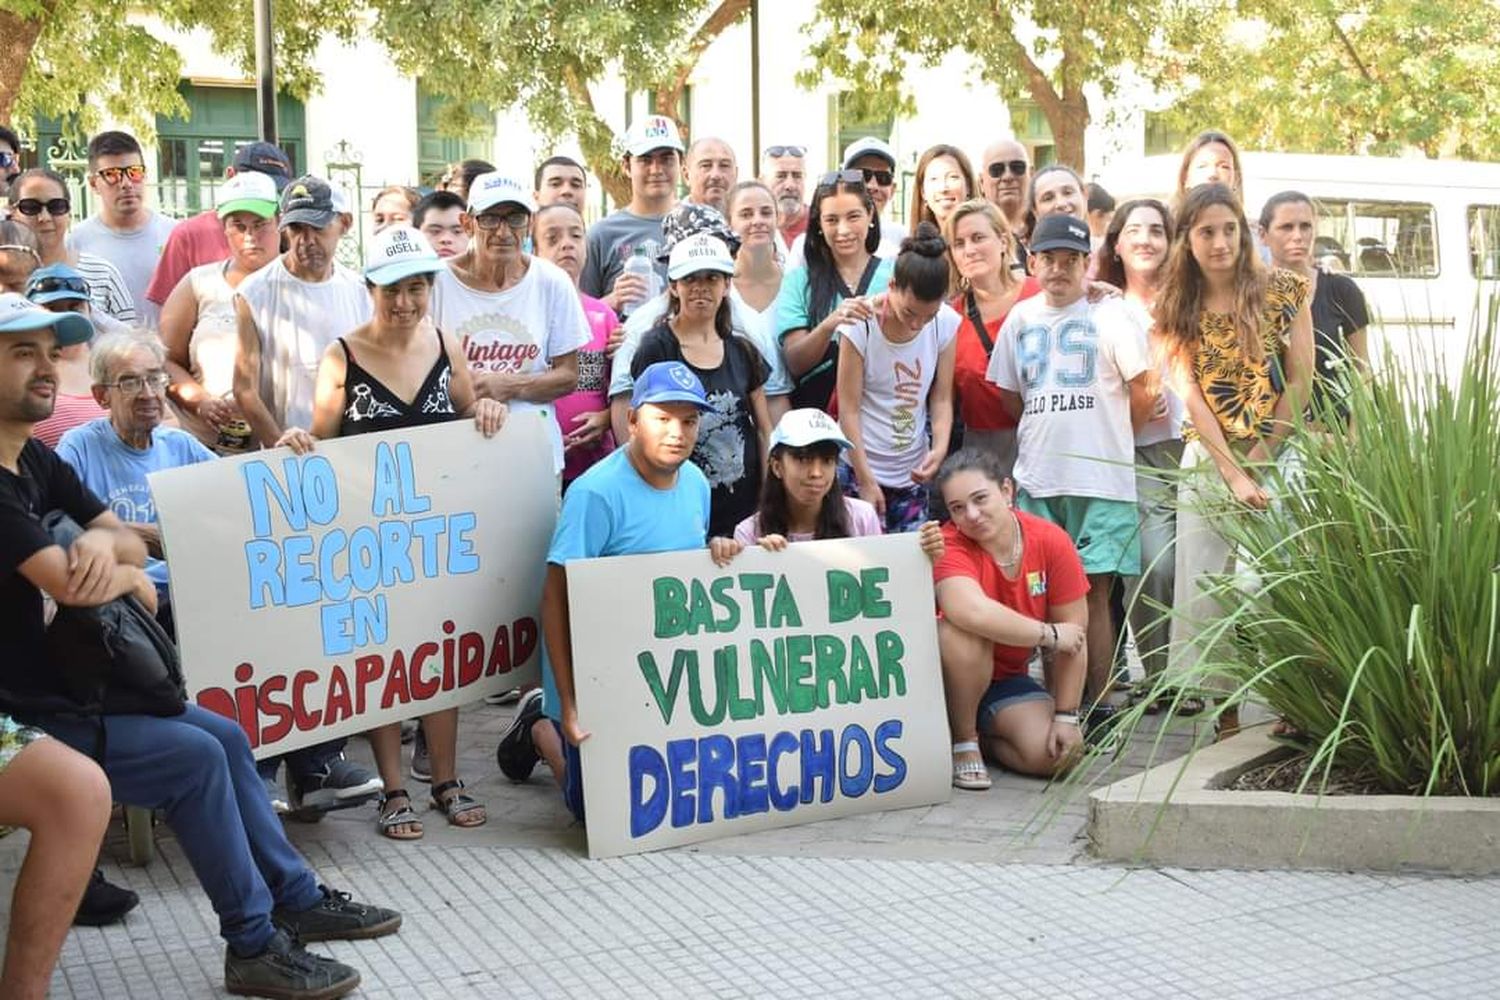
[1107,152,1500,377]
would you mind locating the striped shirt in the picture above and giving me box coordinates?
[74,253,137,324]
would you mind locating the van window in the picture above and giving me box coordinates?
[1314,199,1439,278]
[1469,206,1500,279]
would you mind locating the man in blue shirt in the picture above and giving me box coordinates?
[498,360,712,821]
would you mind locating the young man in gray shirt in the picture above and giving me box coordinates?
[579,115,682,315]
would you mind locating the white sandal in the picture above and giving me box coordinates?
[951,740,992,791]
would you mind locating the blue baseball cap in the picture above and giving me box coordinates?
[25,262,91,306]
[630,361,712,410]
[0,292,93,347]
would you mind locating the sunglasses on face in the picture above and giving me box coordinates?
[13,197,71,217]
[765,145,806,158]
[818,169,865,186]
[27,275,90,297]
[0,151,18,170]
[986,160,1028,179]
[94,165,146,186]
[474,210,530,231]
[860,168,894,187]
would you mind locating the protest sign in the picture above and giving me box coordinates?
[150,418,555,758]
[571,534,950,858]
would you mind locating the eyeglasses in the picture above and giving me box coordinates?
[27,275,89,297]
[818,169,865,187]
[93,165,147,186]
[474,210,530,231]
[103,371,170,395]
[0,151,18,170]
[13,197,71,217]
[986,160,1028,179]
[765,145,807,158]
[860,168,895,187]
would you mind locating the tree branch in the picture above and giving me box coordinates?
[1327,14,1375,82]
[0,2,54,124]
[654,0,751,123]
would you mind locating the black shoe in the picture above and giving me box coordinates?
[496,688,544,782]
[271,886,401,943]
[73,868,140,927]
[225,928,359,999]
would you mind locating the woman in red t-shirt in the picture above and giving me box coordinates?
[932,448,1089,789]
[943,200,1041,477]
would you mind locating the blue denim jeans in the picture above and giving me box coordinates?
[31,704,323,955]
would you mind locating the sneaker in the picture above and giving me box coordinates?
[289,757,382,814]
[73,868,140,927]
[496,688,544,782]
[225,927,360,999]
[484,687,523,706]
[409,727,431,783]
[264,776,290,815]
[272,886,402,943]
[399,719,418,744]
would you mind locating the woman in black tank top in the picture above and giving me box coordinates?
[276,226,505,841]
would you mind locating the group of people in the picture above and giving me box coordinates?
[0,118,1369,999]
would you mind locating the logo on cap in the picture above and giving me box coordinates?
[669,364,696,390]
[288,183,309,199]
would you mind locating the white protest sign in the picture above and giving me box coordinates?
[571,534,951,858]
[150,419,555,758]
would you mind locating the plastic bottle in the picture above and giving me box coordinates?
[620,246,661,317]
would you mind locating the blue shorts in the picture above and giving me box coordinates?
[977,674,1052,734]
[836,463,930,533]
[551,719,586,823]
[1017,491,1141,576]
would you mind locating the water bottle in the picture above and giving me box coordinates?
[620,246,661,317]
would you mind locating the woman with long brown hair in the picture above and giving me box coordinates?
[1154,182,1313,737]
[909,144,978,238]
[1173,130,1247,212]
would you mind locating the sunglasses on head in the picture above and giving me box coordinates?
[28,275,90,297]
[13,197,71,217]
[986,159,1028,179]
[818,169,866,187]
[94,165,146,185]
[765,145,806,158]
[859,168,895,187]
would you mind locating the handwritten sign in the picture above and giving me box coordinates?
[150,419,556,757]
[571,534,950,858]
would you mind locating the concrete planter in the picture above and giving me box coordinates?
[1088,725,1500,874]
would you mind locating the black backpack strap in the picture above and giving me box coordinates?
[964,290,995,358]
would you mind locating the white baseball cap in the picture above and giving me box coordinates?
[666,234,735,281]
[363,225,444,286]
[468,171,537,216]
[842,136,898,170]
[624,115,685,157]
[216,171,280,219]
[769,407,853,452]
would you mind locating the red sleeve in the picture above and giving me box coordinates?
[145,226,196,305]
[932,522,984,585]
[1038,519,1090,607]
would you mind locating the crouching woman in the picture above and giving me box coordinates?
[932,448,1089,789]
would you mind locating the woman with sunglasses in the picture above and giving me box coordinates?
[157,172,281,453]
[7,169,136,323]
[775,171,893,411]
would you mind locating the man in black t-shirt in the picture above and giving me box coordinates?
[0,292,399,1000]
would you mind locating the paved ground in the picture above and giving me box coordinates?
[3,699,1496,999]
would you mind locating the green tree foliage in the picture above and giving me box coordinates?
[0,0,359,138]
[802,0,1167,169]
[1151,1,1500,159]
[368,0,749,203]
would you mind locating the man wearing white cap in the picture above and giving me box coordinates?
[432,171,589,473]
[580,114,683,315]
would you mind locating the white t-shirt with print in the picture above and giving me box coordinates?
[841,302,960,488]
[430,257,591,471]
[987,294,1148,502]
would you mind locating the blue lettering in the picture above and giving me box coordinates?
[409,515,445,578]
[838,725,874,799]
[352,594,389,648]
[347,526,380,592]
[628,744,668,837]
[242,459,304,537]
[446,512,479,574]
[282,534,319,607]
[301,456,340,525]
[736,734,770,816]
[395,442,431,514]
[318,528,350,602]
[799,729,836,805]
[378,521,416,586]
[667,738,696,829]
[370,442,401,516]
[696,734,738,824]
[320,601,353,655]
[244,539,284,608]
[873,719,907,793]
[768,732,799,811]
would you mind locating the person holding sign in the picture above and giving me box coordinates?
[535,361,713,822]
[933,448,1088,788]
[835,223,958,533]
[276,225,507,840]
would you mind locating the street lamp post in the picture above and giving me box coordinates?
[254,0,278,144]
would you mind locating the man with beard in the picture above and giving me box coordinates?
[580,116,683,316]
[760,143,808,247]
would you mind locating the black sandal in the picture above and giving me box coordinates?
[377,788,423,841]
[430,779,487,828]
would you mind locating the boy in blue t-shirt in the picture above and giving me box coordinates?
[498,361,712,821]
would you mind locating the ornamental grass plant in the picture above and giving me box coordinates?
[1113,308,1499,798]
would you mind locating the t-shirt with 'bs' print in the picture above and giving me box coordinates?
[430,257,591,473]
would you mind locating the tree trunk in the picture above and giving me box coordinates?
[561,63,631,207]
[0,5,49,125]
[651,0,751,140]
[1008,41,1091,170]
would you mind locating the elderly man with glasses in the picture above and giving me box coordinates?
[760,143,809,247]
[979,137,1032,267]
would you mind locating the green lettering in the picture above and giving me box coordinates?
[686,579,718,634]
[812,634,850,707]
[786,634,816,713]
[846,636,878,701]
[719,644,759,721]
[684,648,725,725]
[751,638,789,715]
[768,576,802,628]
[826,569,862,623]
[636,649,687,724]
[652,577,689,638]
[709,576,741,632]
[876,629,906,696]
[738,572,775,628]
[861,568,892,619]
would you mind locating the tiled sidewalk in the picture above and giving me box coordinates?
[4,702,1496,998]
